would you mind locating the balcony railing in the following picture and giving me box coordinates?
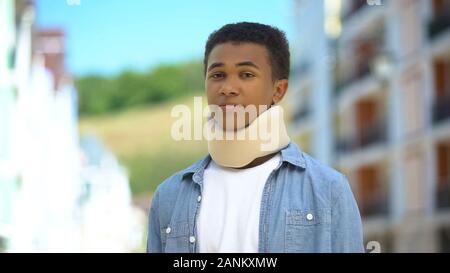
[433,95,450,124]
[335,60,372,96]
[336,121,387,153]
[359,122,388,147]
[429,10,450,40]
[359,195,389,218]
[437,179,450,209]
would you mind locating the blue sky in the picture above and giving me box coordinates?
[36,0,296,77]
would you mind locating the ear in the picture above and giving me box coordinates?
[272,79,288,104]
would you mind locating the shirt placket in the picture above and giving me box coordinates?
[258,160,284,253]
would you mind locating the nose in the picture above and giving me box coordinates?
[220,84,239,97]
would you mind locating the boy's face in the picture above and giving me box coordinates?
[205,42,288,130]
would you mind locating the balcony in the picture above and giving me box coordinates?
[429,10,450,40]
[359,195,389,218]
[336,121,387,153]
[335,60,372,96]
[433,95,450,124]
[359,121,388,147]
[437,179,450,209]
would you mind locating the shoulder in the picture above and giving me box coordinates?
[154,155,209,197]
[301,152,346,185]
[298,152,352,204]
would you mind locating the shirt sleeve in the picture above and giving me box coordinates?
[147,188,163,253]
[331,174,365,253]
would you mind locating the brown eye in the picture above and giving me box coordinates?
[210,73,224,79]
[241,72,255,78]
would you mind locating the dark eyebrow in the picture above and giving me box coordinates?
[207,61,260,72]
[236,61,259,69]
[207,62,224,71]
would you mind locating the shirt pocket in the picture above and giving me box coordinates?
[285,208,331,253]
[160,221,190,253]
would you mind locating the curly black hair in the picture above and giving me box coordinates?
[204,22,290,81]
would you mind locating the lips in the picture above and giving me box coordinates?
[218,103,244,110]
[220,104,238,111]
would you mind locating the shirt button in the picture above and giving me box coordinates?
[189,236,196,243]
[306,213,314,221]
[197,195,202,202]
[165,227,171,234]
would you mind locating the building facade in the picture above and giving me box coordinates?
[289,0,450,252]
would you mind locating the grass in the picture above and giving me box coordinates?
[78,95,208,198]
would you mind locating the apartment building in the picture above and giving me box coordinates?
[289,0,450,252]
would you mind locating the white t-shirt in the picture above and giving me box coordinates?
[197,153,281,253]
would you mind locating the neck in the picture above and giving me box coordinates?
[235,152,278,169]
[206,105,290,168]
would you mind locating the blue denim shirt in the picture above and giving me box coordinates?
[147,142,364,253]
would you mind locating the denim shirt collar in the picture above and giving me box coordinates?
[180,142,306,185]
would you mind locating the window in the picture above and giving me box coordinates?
[356,164,388,217]
[436,141,450,208]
